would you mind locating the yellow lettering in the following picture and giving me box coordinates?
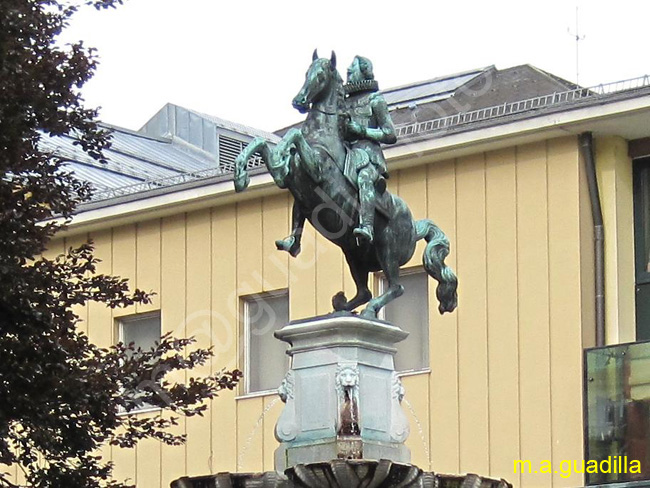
[540,460,552,474]
[600,458,611,473]
[630,460,641,474]
[559,460,571,478]
[513,460,531,474]
[586,461,598,474]
[573,460,584,474]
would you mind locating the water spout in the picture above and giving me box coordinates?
[403,398,431,469]
[237,397,281,471]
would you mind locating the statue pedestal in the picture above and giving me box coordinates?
[172,316,514,488]
[273,313,411,473]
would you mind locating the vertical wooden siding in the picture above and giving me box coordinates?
[48,136,590,488]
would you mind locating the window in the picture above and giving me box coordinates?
[634,158,650,340]
[119,312,161,355]
[117,312,161,411]
[241,291,290,394]
[585,341,650,484]
[379,269,429,372]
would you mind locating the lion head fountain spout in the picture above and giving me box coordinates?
[335,362,361,438]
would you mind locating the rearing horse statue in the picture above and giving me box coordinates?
[234,51,457,318]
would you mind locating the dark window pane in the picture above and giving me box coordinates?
[634,158,650,339]
[637,284,650,342]
[635,161,650,277]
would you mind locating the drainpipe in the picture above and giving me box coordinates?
[579,132,605,347]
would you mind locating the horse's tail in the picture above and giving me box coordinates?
[414,219,458,314]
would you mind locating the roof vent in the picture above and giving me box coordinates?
[218,135,263,172]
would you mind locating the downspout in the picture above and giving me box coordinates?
[579,132,605,347]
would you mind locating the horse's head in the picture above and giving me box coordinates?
[292,50,339,114]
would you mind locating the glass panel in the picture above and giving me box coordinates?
[121,314,160,355]
[383,271,429,372]
[119,313,161,410]
[246,292,289,393]
[585,341,650,485]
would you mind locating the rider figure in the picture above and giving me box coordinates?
[343,55,397,244]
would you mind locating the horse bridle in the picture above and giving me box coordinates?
[309,106,338,116]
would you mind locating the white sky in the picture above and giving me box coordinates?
[61,0,650,133]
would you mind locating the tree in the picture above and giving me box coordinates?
[0,1,241,486]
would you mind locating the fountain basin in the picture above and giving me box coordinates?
[170,460,512,488]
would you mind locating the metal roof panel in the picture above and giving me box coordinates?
[382,68,488,107]
[187,108,282,143]
[68,163,142,190]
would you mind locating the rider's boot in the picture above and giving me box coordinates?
[353,223,373,244]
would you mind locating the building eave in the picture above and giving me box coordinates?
[58,92,650,238]
[386,91,650,169]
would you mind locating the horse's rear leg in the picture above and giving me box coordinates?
[332,254,371,312]
[361,259,403,319]
[276,200,304,258]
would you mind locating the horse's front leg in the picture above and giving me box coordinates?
[234,137,288,192]
[278,128,321,184]
[275,200,304,257]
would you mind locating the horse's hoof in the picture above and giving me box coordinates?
[234,172,250,192]
[275,237,301,257]
[360,307,378,319]
[332,291,347,311]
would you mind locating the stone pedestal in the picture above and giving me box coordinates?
[171,316,515,488]
[273,313,411,472]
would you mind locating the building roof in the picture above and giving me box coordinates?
[274,64,578,137]
[52,104,276,203]
[388,64,577,127]
[54,65,650,210]
[139,103,280,147]
[380,66,491,109]
[391,67,650,142]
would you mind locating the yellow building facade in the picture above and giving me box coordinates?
[12,68,650,487]
[50,135,593,487]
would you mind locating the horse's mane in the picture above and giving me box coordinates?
[332,68,344,102]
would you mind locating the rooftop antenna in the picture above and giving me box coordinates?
[567,6,586,85]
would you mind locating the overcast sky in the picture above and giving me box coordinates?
[60,0,650,133]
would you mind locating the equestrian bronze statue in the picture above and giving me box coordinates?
[234,51,457,319]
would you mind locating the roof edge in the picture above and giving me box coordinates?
[381,65,495,94]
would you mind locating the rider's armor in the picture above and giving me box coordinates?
[343,79,396,243]
[344,87,388,175]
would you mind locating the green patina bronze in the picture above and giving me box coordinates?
[234,51,457,318]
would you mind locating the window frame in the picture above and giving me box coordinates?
[240,289,290,396]
[115,310,162,415]
[376,267,430,374]
[583,340,650,485]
